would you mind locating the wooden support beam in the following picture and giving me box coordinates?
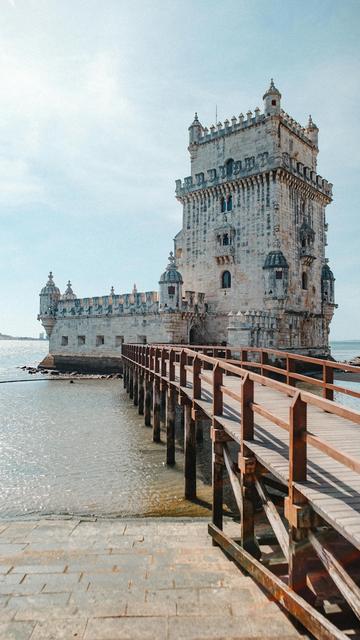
[133,370,139,406]
[184,403,196,499]
[309,531,360,622]
[323,364,334,401]
[144,378,152,427]
[166,387,176,466]
[138,375,144,415]
[212,441,223,532]
[223,443,242,516]
[208,524,348,640]
[129,367,134,400]
[254,476,289,562]
[152,379,161,443]
[123,363,127,389]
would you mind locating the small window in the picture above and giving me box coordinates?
[168,285,175,295]
[223,233,229,246]
[226,158,234,177]
[137,335,147,344]
[221,271,231,289]
[115,335,124,347]
[275,270,283,280]
[227,195,232,211]
[61,336,68,346]
[272,99,276,106]
[96,335,105,346]
[78,335,85,345]
[302,272,308,290]
[221,197,226,213]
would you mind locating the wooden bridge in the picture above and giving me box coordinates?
[121,344,360,640]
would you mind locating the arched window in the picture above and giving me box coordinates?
[220,197,226,213]
[227,195,232,211]
[223,233,229,246]
[302,272,308,290]
[226,159,234,177]
[221,271,231,289]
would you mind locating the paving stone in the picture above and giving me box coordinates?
[8,593,71,611]
[0,621,35,640]
[69,591,127,617]
[125,599,176,616]
[11,564,66,574]
[30,619,87,640]
[86,573,133,590]
[0,544,28,557]
[22,573,82,592]
[168,614,254,639]
[83,616,167,639]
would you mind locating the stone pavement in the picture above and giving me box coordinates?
[0,518,308,639]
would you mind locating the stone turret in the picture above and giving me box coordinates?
[305,115,319,148]
[38,272,61,337]
[159,252,183,311]
[263,78,281,116]
[188,112,203,145]
[62,280,76,301]
[321,263,335,304]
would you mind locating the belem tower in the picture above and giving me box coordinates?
[38,80,336,372]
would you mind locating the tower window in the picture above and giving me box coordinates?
[275,270,283,280]
[61,336,68,346]
[227,195,232,211]
[221,197,226,213]
[168,285,175,295]
[272,99,276,106]
[302,272,308,290]
[221,271,231,289]
[115,335,124,347]
[77,335,85,345]
[96,335,105,346]
[226,158,234,177]
[223,233,229,246]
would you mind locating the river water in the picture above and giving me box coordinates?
[0,339,359,520]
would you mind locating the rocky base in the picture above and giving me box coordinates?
[38,354,123,374]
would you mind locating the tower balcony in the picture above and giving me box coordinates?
[215,245,235,264]
[300,248,316,266]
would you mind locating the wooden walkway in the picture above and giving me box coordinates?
[122,344,360,640]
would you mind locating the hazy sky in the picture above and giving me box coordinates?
[0,0,359,339]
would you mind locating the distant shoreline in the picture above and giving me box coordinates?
[0,336,46,342]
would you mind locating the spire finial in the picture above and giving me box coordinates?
[110,286,115,295]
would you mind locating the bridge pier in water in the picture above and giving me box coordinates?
[121,343,360,640]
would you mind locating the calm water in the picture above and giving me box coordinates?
[0,339,359,520]
[0,341,213,519]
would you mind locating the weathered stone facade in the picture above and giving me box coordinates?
[38,80,336,369]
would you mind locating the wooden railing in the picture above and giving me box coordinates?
[121,343,360,640]
[148,343,360,403]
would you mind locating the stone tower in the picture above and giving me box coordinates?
[159,252,183,311]
[175,80,336,354]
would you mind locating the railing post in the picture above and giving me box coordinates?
[260,351,268,378]
[169,349,175,382]
[212,363,224,532]
[184,402,196,499]
[152,378,161,442]
[192,355,201,400]
[287,356,297,387]
[166,387,176,465]
[238,373,259,557]
[323,363,334,401]
[161,349,167,378]
[286,392,309,595]
[241,349,248,370]
[179,350,187,388]
[123,363,127,389]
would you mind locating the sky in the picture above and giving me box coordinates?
[0,0,359,340]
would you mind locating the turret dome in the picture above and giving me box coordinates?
[40,271,60,296]
[263,251,288,269]
[159,252,183,284]
[263,78,281,100]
